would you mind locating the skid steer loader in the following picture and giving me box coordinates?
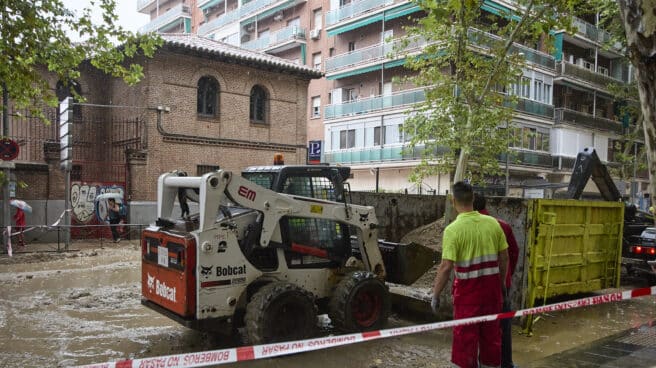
[141,166,435,344]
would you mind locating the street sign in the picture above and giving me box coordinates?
[308,140,322,164]
[0,138,20,161]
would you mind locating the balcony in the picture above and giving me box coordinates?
[499,150,553,168]
[325,37,426,75]
[139,3,191,34]
[555,61,628,90]
[324,144,448,164]
[198,0,224,9]
[324,88,425,120]
[467,28,555,70]
[511,98,554,119]
[326,0,394,26]
[554,108,623,134]
[137,0,156,13]
[198,0,297,36]
[571,17,620,49]
[241,25,306,52]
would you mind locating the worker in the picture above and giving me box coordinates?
[12,206,26,248]
[431,182,509,368]
[106,198,122,243]
[473,194,519,368]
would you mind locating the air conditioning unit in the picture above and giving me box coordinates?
[273,11,284,21]
[310,29,320,40]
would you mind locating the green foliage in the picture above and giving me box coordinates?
[399,0,574,184]
[0,0,162,120]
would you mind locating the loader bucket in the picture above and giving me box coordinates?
[377,241,438,285]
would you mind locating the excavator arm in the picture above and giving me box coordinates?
[566,147,622,201]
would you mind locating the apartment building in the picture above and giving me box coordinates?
[138,0,648,200]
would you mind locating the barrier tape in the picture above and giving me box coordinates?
[74,285,656,368]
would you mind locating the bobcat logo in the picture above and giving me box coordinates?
[200,266,213,279]
[147,273,155,291]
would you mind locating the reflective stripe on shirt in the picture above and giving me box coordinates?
[455,266,500,280]
[455,253,498,268]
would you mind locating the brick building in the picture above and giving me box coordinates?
[7,33,321,230]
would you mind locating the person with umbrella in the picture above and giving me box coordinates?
[10,198,28,248]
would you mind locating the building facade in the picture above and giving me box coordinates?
[8,34,320,222]
[138,0,648,200]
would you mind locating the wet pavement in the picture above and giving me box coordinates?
[0,241,655,368]
[526,321,656,367]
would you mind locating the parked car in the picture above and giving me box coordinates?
[623,227,656,285]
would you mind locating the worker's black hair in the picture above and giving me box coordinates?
[473,193,486,211]
[452,181,474,205]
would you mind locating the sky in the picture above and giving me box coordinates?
[62,0,150,40]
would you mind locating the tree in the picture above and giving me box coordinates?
[400,0,574,186]
[614,0,656,210]
[0,0,162,118]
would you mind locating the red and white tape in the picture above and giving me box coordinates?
[74,285,656,368]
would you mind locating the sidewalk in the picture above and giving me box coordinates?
[526,321,656,368]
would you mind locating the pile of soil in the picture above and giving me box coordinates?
[399,217,448,290]
[400,217,447,252]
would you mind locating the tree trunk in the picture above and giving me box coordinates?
[617,0,656,219]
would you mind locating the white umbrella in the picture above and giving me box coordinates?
[10,199,32,213]
[95,193,123,201]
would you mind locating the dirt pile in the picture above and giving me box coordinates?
[400,217,446,252]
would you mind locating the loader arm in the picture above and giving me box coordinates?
[156,170,386,278]
[566,147,622,201]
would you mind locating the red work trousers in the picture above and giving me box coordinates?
[452,302,502,368]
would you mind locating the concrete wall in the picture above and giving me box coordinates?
[350,192,446,242]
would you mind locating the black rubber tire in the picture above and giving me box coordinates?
[328,271,391,332]
[245,282,317,344]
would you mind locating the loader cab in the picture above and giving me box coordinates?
[242,165,353,269]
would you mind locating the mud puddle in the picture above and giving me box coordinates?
[0,243,654,368]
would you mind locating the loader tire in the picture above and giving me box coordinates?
[329,271,390,332]
[245,282,317,344]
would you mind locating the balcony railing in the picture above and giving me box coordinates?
[556,61,628,88]
[139,3,190,33]
[499,150,553,168]
[326,0,395,26]
[325,38,425,73]
[324,144,451,164]
[198,0,288,35]
[324,88,425,119]
[554,108,623,134]
[571,17,614,46]
[512,98,554,119]
[241,25,306,51]
[137,0,156,12]
[467,28,555,70]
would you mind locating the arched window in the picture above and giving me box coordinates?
[249,85,268,124]
[197,76,219,116]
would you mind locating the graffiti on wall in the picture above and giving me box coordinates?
[71,182,124,224]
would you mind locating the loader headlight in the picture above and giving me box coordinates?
[201,241,212,253]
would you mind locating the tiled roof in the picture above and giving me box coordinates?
[160,34,322,79]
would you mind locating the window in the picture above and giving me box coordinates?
[312,52,322,70]
[348,41,355,52]
[511,126,549,152]
[345,88,357,102]
[313,9,322,30]
[374,126,386,146]
[339,129,355,149]
[287,17,300,28]
[197,165,220,176]
[520,76,530,98]
[250,85,268,123]
[258,29,269,38]
[311,96,321,118]
[534,79,543,102]
[197,76,219,116]
[329,47,335,57]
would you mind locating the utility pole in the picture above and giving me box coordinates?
[59,97,73,250]
[2,85,10,250]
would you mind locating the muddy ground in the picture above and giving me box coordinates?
[0,240,655,368]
